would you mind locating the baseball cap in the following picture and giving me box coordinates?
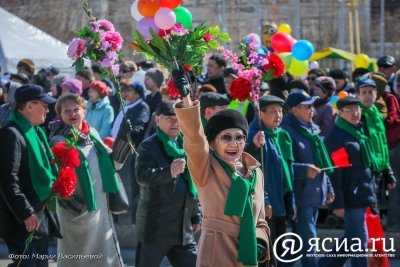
[14,84,56,104]
[286,90,319,108]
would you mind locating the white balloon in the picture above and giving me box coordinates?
[131,0,143,21]
[309,61,320,70]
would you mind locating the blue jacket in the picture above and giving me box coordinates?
[86,97,114,138]
[324,122,377,209]
[281,114,334,207]
[246,119,295,216]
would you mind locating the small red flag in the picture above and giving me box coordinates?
[330,147,352,168]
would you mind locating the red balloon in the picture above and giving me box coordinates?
[137,0,160,17]
[271,32,296,53]
[159,0,182,9]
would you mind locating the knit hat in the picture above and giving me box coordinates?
[61,79,83,95]
[90,80,109,97]
[76,67,94,81]
[205,109,248,142]
[315,76,336,94]
[145,68,164,87]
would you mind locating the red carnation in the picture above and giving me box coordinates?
[229,77,252,102]
[203,32,213,42]
[159,29,171,38]
[262,53,285,79]
[52,142,69,159]
[167,78,181,99]
[51,167,77,199]
[181,64,192,71]
[64,147,81,168]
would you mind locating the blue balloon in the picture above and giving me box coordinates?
[292,40,314,61]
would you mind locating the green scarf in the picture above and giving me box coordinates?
[75,132,119,211]
[295,125,333,174]
[335,116,377,170]
[156,127,198,197]
[201,116,208,128]
[10,110,57,201]
[214,154,258,266]
[264,128,293,193]
[361,104,390,172]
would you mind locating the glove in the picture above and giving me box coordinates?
[171,68,191,97]
[117,118,133,141]
[382,167,397,185]
[257,239,267,261]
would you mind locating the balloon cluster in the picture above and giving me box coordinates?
[329,90,349,110]
[271,23,315,77]
[131,0,192,40]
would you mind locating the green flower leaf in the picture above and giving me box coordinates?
[219,32,231,43]
[208,26,220,36]
[207,40,221,49]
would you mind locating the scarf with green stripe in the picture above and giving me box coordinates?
[156,127,198,197]
[74,129,119,211]
[10,110,58,201]
[335,116,377,170]
[263,127,293,193]
[214,154,258,266]
[361,104,390,172]
[295,125,333,174]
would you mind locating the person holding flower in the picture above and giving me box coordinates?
[49,94,124,267]
[172,70,270,266]
[0,84,61,267]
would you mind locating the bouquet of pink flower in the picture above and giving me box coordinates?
[67,3,123,75]
[222,33,285,104]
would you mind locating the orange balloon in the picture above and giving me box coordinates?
[138,0,160,17]
[338,91,348,99]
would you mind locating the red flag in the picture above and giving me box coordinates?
[365,207,390,267]
[330,147,352,168]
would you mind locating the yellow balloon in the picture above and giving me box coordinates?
[288,58,308,77]
[353,53,370,69]
[277,23,291,34]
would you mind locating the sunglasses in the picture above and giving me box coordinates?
[219,134,246,144]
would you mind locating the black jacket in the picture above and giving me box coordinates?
[135,133,201,245]
[324,123,377,209]
[0,122,61,239]
[120,100,150,147]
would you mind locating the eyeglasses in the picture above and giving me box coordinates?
[30,101,48,110]
[219,134,246,144]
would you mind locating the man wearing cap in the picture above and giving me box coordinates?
[357,76,400,230]
[0,84,61,266]
[377,55,398,98]
[199,92,229,126]
[144,68,164,115]
[246,95,296,264]
[329,69,355,95]
[281,90,334,267]
[313,76,337,137]
[135,101,200,267]
[321,96,378,266]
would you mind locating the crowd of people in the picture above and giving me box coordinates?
[0,50,399,267]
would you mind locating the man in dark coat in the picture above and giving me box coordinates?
[135,101,201,267]
[320,97,377,267]
[280,90,334,267]
[0,84,61,267]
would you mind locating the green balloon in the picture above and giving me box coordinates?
[278,52,292,69]
[174,6,192,29]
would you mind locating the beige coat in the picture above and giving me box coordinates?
[175,101,270,267]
